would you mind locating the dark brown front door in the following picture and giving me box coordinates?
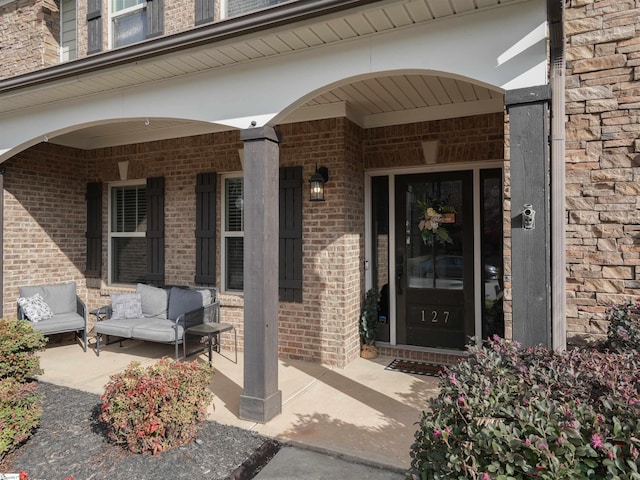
[395,171,474,349]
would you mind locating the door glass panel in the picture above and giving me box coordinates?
[371,176,390,342]
[481,169,504,338]
[407,179,464,290]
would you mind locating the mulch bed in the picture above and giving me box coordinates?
[0,382,280,480]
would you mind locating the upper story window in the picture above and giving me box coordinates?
[111,0,147,48]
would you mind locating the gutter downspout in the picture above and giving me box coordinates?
[549,0,566,351]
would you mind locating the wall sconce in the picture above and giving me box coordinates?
[309,165,329,202]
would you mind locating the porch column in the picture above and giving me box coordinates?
[506,85,551,349]
[238,126,282,423]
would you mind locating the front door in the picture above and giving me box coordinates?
[395,171,474,349]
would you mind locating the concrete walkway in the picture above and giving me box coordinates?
[37,335,440,475]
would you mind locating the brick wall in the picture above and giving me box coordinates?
[3,143,88,315]
[363,113,505,169]
[4,113,503,366]
[565,0,640,345]
[0,0,60,79]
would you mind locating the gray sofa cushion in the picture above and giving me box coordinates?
[131,319,183,343]
[136,283,169,319]
[32,312,85,335]
[94,318,138,338]
[167,287,204,321]
[19,282,77,315]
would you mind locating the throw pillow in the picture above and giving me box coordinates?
[136,283,169,319]
[17,293,54,323]
[167,287,204,322]
[110,293,143,320]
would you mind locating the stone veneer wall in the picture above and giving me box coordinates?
[565,0,640,345]
[0,0,60,80]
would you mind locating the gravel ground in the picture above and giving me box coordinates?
[0,382,279,480]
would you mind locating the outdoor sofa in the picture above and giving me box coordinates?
[92,283,219,360]
[17,281,88,351]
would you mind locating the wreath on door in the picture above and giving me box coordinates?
[417,198,456,246]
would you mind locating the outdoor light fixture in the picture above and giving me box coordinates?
[309,165,329,202]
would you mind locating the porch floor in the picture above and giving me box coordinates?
[36,335,441,470]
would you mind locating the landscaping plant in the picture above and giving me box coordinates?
[100,358,214,455]
[0,319,46,460]
[605,299,640,353]
[0,319,47,382]
[408,335,640,480]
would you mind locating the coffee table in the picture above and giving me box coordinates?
[185,322,237,365]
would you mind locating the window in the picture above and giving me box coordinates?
[221,167,303,301]
[109,182,147,284]
[111,0,147,48]
[222,176,244,292]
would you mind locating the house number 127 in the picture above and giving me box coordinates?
[421,310,450,323]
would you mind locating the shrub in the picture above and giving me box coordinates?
[100,358,214,455]
[0,378,42,459]
[605,299,640,353]
[0,319,47,382]
[408,336,640,480]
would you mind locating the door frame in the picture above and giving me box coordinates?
[364,160,504,350]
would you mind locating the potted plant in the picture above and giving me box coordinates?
[360,287,380,359]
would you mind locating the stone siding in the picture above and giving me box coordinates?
[565,0,640,345]
[0,0,60,79]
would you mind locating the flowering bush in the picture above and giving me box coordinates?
[416,198,456,246]
[0,319,47,382]
[100,358,214,455]
[0,319,45,461]
[0,378,41,460]
[605,299,640,353]
[408,336,640,480]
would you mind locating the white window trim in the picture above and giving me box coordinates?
[221,172,244,295]
[108,1,146,50]
[108,179,146,286]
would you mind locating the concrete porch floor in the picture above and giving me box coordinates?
[36,335,441,471]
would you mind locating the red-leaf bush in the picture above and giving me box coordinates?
[408,336,640,480]
[0,319,45,460]
[605,299,640,353]
[100,358,214,455]
[0,319,47,382]
[0,378,42,460]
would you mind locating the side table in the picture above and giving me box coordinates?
[185,322,237,365]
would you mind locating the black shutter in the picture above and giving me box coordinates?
[279,166,303,303]
[86,182,102,278]
[146,177,165,286]
[195,0,215,25]
[195,172,217,286]
[87,0,102,54]
[146,0,164,39]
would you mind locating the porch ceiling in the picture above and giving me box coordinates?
[1,0,514,149]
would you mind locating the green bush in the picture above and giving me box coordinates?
[0,319,47,382]
[605,299,640,353]
[408,336,640,480]
[0,378,42,460]
[100,358,214,455]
